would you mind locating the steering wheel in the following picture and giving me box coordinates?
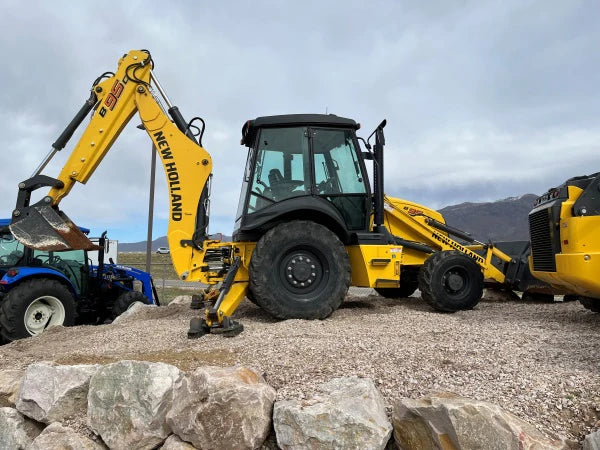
[48,255,63,265]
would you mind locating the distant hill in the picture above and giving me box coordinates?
[120,195,538,251]
[439,194,538,242]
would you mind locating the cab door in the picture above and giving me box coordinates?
[310,128,371,231]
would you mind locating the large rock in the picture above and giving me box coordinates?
[168,295,192,307]
[161,434,198,449]
[0,369,23,407]
[584,430,600,450]
[393,393,571,449]
[29,422,106,450]
[16,362,100,423]
[273,376,392,450]
[167,366,276,450]
[87,360,183,450]
[0,407,44,449]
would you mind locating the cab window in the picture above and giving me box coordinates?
[0,233,24,266]
[247,127,309,214]
[312,129,366,195]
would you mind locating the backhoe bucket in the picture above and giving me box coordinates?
[10,204,98,251]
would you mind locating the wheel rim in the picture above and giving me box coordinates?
[278,247,328,300]
[442,266,471,298]
[24,296,66,336]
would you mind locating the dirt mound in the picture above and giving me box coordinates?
[1,292,599,441]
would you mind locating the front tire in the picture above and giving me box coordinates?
[249,220,350,319]
[418,251,484,312]
[0,279,76,342]
[112,290,150,319]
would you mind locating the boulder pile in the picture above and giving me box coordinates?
[0,360,590,449]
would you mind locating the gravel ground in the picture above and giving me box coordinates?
[0,289,599,443]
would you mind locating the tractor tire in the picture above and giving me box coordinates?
[579,297,600,313]
[0,279,76,342]
[375,268,419,298]
[418,251,484,312]
[249,220,350,320]
[112,291,150,319]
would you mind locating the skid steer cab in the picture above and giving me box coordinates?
[0,220,158,342]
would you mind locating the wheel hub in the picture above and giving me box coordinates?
[24,296,66,336]
[284,253,320,289]
[445,272,465,292]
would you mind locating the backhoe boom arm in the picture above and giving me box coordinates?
[10,50,212,280]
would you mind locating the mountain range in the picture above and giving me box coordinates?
[438,194,538,242]
[120,194,538,251]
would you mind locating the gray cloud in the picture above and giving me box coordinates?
[0,0,597,239]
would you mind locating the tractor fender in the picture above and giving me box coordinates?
[0,267,77,296]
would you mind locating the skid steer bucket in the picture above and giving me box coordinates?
[10,204,98,251]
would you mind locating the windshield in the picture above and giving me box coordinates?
[246,127,310,214]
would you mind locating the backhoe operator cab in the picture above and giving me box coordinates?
[234,115,370,243]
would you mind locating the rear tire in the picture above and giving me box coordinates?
[375,268,419,298]
[249,220,350,319]
[580,297,600,313]
[418,251,483,312]
[0,279,76,342]
[112,291,150,319]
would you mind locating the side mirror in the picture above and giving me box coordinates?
[362,152,374,160]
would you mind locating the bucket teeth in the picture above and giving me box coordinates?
[10,204,99,251]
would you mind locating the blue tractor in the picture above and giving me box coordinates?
[0,219,159,342]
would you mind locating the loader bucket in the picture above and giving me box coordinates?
[9,204,99,251]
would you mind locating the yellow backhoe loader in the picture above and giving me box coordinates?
[9,49,529,336]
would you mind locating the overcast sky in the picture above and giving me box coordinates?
[1,1,598,242]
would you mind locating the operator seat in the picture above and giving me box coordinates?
[268,169,284,187]
[268,169,285,200]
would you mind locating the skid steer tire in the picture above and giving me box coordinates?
[521,291,554,302]
[249,220,350,320]
[0,279,76,342]
[580,297,600,313]
[112,290,150,319]
[375,268,419,298]
[418,251,483,312]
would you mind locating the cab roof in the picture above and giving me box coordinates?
[241,114,359,146]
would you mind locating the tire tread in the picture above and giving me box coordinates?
[249,220,350,319]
